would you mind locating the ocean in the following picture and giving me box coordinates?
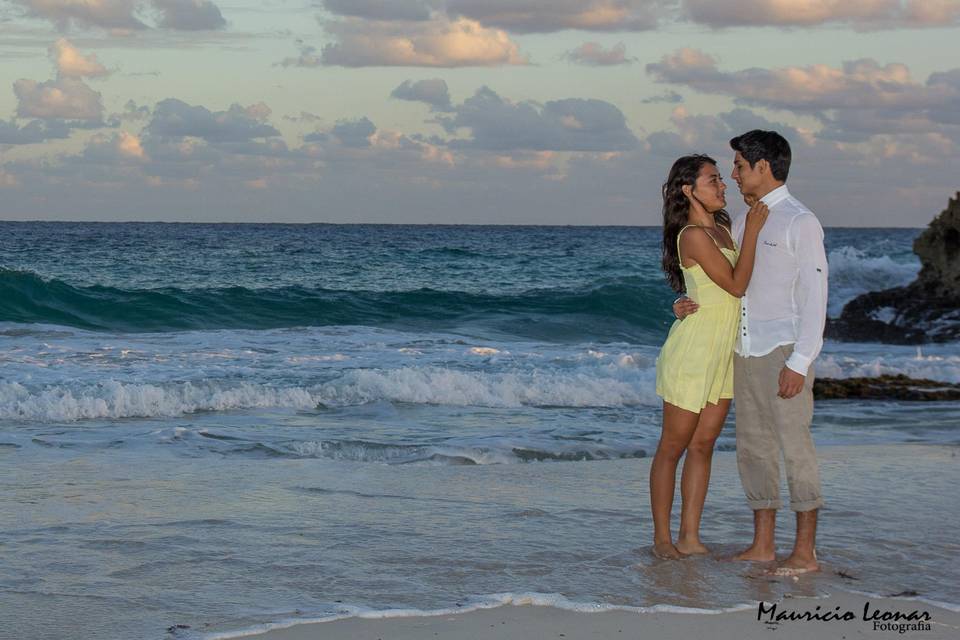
[1,223,957,639]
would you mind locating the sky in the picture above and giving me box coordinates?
[0,0,959,226]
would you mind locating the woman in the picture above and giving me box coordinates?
[650,154,768,559]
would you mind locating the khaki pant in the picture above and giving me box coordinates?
[734,344,823,512]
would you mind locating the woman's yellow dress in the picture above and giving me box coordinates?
[655,226,741,413]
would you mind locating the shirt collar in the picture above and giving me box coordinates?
[760,184,790,207]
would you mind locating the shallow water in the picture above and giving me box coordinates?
[1,445,957,639]
[0,223,956,640]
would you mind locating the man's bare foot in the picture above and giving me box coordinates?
[675,539,709,555]
[766,553,819,576]
[652,542,684,559]
[732,545,775,562]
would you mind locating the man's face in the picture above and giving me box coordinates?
[731,151,762,200]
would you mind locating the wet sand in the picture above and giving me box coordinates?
[239,591,960,640]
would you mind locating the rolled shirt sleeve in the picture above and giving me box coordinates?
[785,213,828,376]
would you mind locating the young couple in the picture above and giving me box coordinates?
[650,130,829,576]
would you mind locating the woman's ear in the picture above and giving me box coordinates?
[681,184,692,199]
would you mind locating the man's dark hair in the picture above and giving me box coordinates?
[729,129,791,182]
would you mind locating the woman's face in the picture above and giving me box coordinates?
[690,163,726,212]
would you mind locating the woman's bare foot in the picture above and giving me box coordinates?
[732,545,776,562]
[766,553,819,576]
[675,538,709,555]
[652,541,684,559]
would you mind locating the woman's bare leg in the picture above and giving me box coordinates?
[650,401,700,558]
[676,399,730,555]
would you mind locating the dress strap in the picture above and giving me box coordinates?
[677,224,725,265]
[718,224,738,250]
[676,225,698,266]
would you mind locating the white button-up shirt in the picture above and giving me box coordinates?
[731,185,828,376]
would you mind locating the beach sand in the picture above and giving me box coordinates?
[5,435,959,639]
[239,591,960,639]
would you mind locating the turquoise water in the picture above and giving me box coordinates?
[0,223,922,334]
[1,223,957,639]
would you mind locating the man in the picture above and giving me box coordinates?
[674,130,828,575]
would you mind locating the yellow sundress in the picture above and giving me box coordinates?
[655,225,741,413]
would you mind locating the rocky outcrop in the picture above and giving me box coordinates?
[828,192,960,343]
[814,375,960,401]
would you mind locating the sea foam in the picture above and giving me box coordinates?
[0,364,660,422]
[827,246,919,317]
[202,592,757,640]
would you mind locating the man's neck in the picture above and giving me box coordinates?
[753,181,786,202]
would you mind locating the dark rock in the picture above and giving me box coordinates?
[814,375,960,401]
[827,192,960,343]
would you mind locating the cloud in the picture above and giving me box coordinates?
[243,102,272,121]
[152,0,226,30]
[322,0,436,21]
[647,49,960,138]
[141,133,220,166]
[83,131,148,162]
[645,48,727,92]
[928,69,960,125]
[211,138,291,158]
[15,0,147,31]
[278,43,322,68]
[0,118,71,144]
[642,90,683,104]
[4,98,956,227]
[391,78,453,111]
[304,117,377,147]
[904,0,960,26]
[0,169,20,188]
[147,98,280,142]
[565,41,633,66]
[647,106,959,225]
[554,103,958,228]
[109,99,152,122]
[681,0,960,29]
[332,117,377,147]
[447,0,663,33]
[283,111,325,123]
[14,77,104,121]
[14,0,228,31]
[10,39,108,132]
[301,0,955,33]
[50,38,110,78]
[439,86,638,151]
[320,16,526,67]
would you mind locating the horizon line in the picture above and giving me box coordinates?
[0,219,927,230]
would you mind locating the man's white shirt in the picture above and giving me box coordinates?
[731,185,828,376]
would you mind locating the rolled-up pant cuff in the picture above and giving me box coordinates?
[747,498,782,510]
[790,497,823,512]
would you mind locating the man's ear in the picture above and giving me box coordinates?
[756,158,770,175]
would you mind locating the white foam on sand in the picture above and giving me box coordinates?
[200,592,758,640]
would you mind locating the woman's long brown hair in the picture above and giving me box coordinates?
[660,154,731,293]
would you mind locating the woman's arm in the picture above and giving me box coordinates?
[679,202,768,298]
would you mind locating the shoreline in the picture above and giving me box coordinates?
[210,591,960,640]
[7,440,958,639]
